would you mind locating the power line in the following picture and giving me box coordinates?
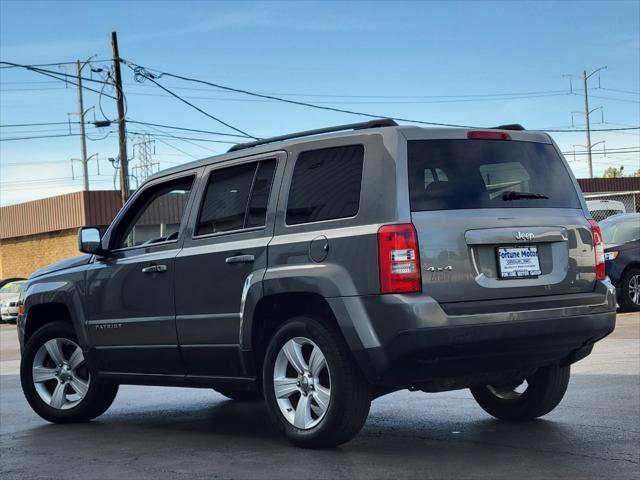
[136,132,199,159]
[125,60,477,129]
[0,61,117,100]
[0,121,81,128]
[120,89,573,105]
[588,94,640,104]
[0,132,116,142]
[5,78,640,100]
[0,133,83,142]
[0,59,111,69]
[599,87,640,96]
[531,127,638,132]
[143,126,221,153]
[127,66,257,139]
[127,130,236,145]
[127,120,253,138]
[122,60,640,133]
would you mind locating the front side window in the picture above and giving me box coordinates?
[196,159,276,236]
[115,176,194,249]
[286,145,364,225]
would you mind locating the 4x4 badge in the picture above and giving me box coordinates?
[515,231,535,241]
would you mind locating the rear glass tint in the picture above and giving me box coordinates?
[286,145,364,225]
[408,140,581,211]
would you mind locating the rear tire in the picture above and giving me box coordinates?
[618,268,640,312]
[20,321,119,424]
[470,365,570,421]
[263,315,371,448]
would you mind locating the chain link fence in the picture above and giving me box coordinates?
[584,191,640,222]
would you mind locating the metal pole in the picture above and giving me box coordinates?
[583,70,593,179]
[111,31,129,204]
[76,60,89,190]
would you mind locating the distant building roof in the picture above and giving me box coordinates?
[0,191,122,240]
[577,177,640,194]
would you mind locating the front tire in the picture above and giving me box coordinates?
[619,268,640,312]
[20,321,119,424]
[263,315,371,448]
[470,365,570,421]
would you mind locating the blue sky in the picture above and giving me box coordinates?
[1,0,639,205]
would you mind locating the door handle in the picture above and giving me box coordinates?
[225,254,255,264]
[141,264,168,274]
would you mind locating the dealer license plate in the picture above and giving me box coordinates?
[497,246,541,278]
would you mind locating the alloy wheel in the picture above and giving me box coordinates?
[273,336,331,429]
[32,338,90,410]
[629,274,640,306]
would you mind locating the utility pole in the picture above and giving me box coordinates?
[582,70,594,179]
[76,60,89,190]
[111,31,129,204]
[566,67,606,178]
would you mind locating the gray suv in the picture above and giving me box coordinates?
[17,119,616,448]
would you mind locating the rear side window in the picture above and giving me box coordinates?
[408,140,581,211]
[196,159,276,235]
[286,145,364,225]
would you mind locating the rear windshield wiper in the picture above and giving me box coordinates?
[502,190,549,201]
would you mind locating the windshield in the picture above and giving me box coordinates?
[408,140,582,211]
[601,216,640,245]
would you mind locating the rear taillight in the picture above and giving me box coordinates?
[378,224,422,294]
[467,131,511,140]
[589,219,606,281]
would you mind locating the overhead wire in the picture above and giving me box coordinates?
[127,65,257,139]
[122,60,640,133]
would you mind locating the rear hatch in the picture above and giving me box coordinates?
[406,133,596,304]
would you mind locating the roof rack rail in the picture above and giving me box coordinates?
[228,118,398,152]
[492,124,525,131]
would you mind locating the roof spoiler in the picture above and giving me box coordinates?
[228,118,398,152]
[491,124,525,131]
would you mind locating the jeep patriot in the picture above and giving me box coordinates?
[17,119,616,448]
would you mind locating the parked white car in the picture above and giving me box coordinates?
[0,280,26,323]
[586,199,626,221]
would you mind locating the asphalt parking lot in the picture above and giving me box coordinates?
[1,313,639,480]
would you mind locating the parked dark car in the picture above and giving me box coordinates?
[16,120,616,448]
[601,213,640,311]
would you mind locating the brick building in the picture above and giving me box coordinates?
[0,191,121,279]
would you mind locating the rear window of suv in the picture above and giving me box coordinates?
[407,139,582,211]
[286,145,364,225]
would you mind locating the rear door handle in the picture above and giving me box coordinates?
[225,254,255,264]
[141,264,168,274]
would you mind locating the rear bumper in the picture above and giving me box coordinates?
[328,280,617,388]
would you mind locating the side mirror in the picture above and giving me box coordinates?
[78,227,107,255]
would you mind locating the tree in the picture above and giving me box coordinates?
[602,166,624,178]
[634,169,640,177]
